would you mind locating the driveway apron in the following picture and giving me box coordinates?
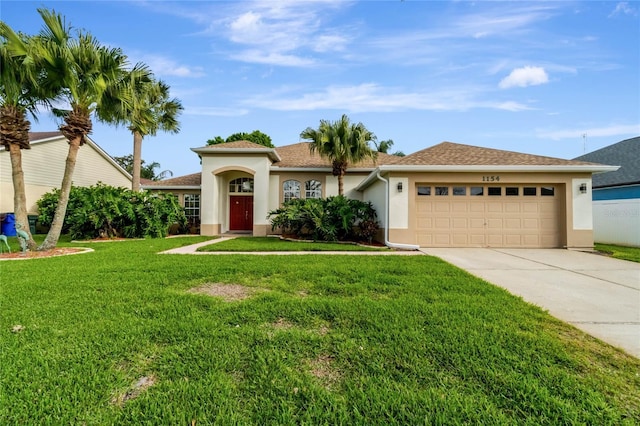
[420,248,640,358]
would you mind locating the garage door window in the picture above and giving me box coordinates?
[453,186,466,196]
[541,187,555,196]
[470,187,484,196]
[488,187,501,196]
[435,186,448,195]
[523,187,536,196]
[417,186,431,196]
[506,187,519,196]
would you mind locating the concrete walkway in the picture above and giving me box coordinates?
[420,248,640,358]
[160,238,423,256]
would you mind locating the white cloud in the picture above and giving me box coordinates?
[216,1,353,66]
[499,66,549,89]
[609,2,638,17]
[229,50,315,67]
[140,55,205,78]
[537,124,640,140]
[243,83,531,113]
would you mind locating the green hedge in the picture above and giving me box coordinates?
[37,183,187,239]
[268,195,379,242]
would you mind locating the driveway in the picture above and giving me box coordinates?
[420,248,640,358]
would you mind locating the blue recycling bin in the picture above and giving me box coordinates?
[1,213,16,236]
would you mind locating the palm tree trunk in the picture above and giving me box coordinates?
[38,136,82,250]
[8,143,37,250]
[132,131,143,191]
[338,174,344,196]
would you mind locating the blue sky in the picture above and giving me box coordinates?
[3,1,639,177]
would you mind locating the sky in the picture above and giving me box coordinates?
[2,0,639,178]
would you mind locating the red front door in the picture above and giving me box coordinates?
[229,196,254,231]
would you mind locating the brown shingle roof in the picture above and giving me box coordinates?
[396,142,598,166]
[273,142,401,168]
[144,172,201,187]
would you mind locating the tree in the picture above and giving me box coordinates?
[206,130,274,148]
[300,114,377,196]
[31,8,143,250]
[106,76,182,191]
[113,154,173,181]
[0,20,54,250]
[374,139,394,154]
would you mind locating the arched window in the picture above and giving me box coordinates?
[305,180,322,199]
[229,177,253,193]
[283,180,300,202]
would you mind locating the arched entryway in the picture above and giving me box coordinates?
[228,177,254,231]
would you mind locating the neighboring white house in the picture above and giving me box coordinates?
[574,136,639,247]
[146,140,618,249]
[0,131,132,215]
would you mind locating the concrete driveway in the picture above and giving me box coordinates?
[420,248,640,358]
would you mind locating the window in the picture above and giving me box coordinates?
[435,186,449,195]
[506,187,519,196]
[184,194,200,224]
[488,187,501,196]
[523,187,536,196]
[305,180,322,199]
[541,187,555,196]
[229,177,253,193]
[417,186,431,196]
[453,186,466,196]
[283,180,301,202]
[470,187,484,196]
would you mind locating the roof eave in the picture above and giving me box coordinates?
[142,185,201,190]
[191,147,281,162]
[355,164,620,191]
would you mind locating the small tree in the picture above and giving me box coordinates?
[300,115,377,196]
[207,130,274,148]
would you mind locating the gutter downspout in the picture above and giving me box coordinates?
[375,172,420,251]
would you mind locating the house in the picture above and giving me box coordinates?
[0,131,132,215]
[574,137,639,247]
[145,140,617,249]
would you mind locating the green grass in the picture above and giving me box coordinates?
[2,237,639,424]
[197,236,387,252]
[595,243,640,263]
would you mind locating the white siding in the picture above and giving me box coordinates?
[0,137,131,214]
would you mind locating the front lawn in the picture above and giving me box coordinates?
[1,237,639,424]
[197,236,388,252]
[595,243,640,263]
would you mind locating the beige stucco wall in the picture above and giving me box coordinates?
[0,137,131,214]
[382,171,593,249]
[200,153,272,236]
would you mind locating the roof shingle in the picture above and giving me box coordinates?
[396,142,599,166]
[574,136,639,187]
[273,142,401,168]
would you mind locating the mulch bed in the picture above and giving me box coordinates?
[0,247,91,260]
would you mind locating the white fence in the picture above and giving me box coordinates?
[593,198,640,247]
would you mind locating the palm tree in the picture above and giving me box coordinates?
[31,8,139,250]
[374,138,394,154]
[0,21,53,250]
[300,114,377,196]
[109,77,183,191]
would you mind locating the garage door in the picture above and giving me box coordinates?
[415,184,561,248]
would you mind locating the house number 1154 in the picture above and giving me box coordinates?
[482,175,500,182]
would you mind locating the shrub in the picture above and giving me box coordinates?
[268,195,378,242]
[37,183,187,239]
